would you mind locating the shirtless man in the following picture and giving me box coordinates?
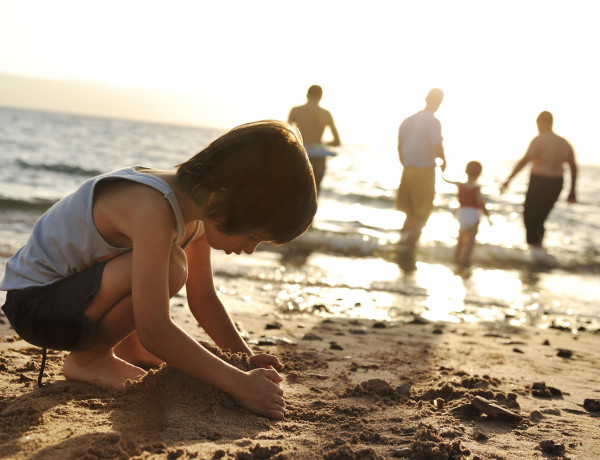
[288,85,341,193]
[501,111,577,248]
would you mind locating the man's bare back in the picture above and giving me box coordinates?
[288,102,336,145]
[502,111,577,197]
[526,131,575,177]
[501,110,578,241]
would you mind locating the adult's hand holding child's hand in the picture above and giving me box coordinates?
[234,368,285,420]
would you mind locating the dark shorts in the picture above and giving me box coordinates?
[308,156,327,193]
[1,261,107,351]
[523,174,563,245]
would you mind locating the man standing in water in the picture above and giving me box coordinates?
[501,111,577,251]
[396,88,446,248]
[288,85,341,194]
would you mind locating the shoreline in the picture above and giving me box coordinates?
[2,283,600,459]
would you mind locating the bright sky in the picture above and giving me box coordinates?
[1,0,599,165]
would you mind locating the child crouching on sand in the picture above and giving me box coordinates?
[1,120,317,420]
[443,160,491,267]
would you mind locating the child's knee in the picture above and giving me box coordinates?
[169,246,188,295]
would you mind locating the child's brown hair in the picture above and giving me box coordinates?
[465,160,482,179]
[176,120,317,244]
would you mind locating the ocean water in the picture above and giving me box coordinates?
[1,106,599,331]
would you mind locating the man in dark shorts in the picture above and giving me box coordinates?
[288,85,341,194]
[501,111,578,249]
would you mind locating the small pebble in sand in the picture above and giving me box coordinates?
[473,430,488,442]
[531,382,563,397]
[395,382,412,395]
[359,378,394,395]
[349,328,368,335]
[557,348,573,358]
[257,336,294,346]
[471,396,523,422]
[302,332,323,341]
[539,440,566,455]
[583,398,600,412]
[530,410,543,421]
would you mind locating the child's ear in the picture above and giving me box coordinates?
[207,191,218,206]
[207,188,227,206]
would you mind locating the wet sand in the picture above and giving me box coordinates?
[1,292,600,460]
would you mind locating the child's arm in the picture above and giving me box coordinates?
[441,171,460,186]
[185,234,252,354]
[475,188,492,223]
[184,235,282,368]
[129,206,284,419]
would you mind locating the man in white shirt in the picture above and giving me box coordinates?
[396,88,446,247]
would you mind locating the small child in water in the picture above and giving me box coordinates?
[1,120,317,420]
[443,161,491,267]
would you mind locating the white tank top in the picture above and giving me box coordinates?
[1,166,203,290]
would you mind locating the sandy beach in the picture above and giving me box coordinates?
[1,278,599,460]
[2,1,600,457]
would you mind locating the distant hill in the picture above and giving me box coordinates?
[0,73,223,129]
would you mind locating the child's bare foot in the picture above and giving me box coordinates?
[114,332,164,369]
[63,351,147,390]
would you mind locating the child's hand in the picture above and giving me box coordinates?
[249,353,284,371]
[233,368,285,420]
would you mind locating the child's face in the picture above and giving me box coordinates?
[204,219,270,255]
